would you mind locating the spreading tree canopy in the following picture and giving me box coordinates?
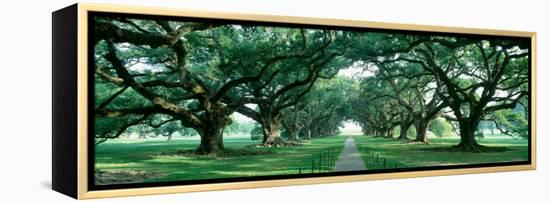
[93,16,530,154]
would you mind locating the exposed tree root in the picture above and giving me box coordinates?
[193,151,226,158]
[257,137,302,147]
[449,143,510,153]
[194,146,224,156]
[159,148,273,158]
[419,144,510,153]
[408,140,430,145]
[258,142,289,148]
[95,169,166,185]
[285,139,303,146]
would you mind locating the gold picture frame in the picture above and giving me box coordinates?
[52,3,536,199]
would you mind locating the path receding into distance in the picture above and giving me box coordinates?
[332,136,367,172]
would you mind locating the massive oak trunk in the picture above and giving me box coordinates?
[282,121,300,143]
[309,119,320,138]
[453,118,484,152]
[375,129,386,137]
[413,120,428,143]
[386,129,393,138]
[262,119,283,146]
[303,118,313,139]
[195,107,230,155]
[196,126,225,155]
[398,122,412,139]
[412,112,430,143]
[305,129,312,139]
[282,111,301,144]
[311,126,320,138]
[287,129,300,142]
[398,116,413,139]
[260,110,286,147]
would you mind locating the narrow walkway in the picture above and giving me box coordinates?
[332,136,367,172]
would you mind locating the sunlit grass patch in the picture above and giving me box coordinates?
[354,136,528,169]
[95,135,346,184]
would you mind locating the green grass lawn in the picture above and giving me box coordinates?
[353,136,529,170]
[95,134,528,185]
[95,135,346,185]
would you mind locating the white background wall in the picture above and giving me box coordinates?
[0,0,547,201]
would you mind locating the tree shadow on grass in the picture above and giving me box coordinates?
[95,169,167,185]
[155,148,276,159]
[417,145,511,153]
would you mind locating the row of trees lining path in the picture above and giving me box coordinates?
[330,37,528,152]
[94,16,530,154]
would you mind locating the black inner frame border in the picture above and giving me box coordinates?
[87,11,533,191]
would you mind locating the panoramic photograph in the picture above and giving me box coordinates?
[92,14,530,186]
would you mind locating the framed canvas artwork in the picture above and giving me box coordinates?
[52,3,536,199]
